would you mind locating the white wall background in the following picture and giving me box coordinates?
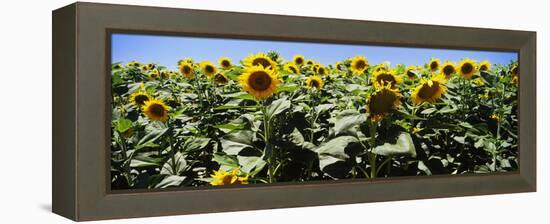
[0,0,546,223]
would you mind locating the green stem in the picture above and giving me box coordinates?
[368,120,378,179]
[261,102,275,183]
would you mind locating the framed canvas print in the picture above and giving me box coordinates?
[52,2,536,221]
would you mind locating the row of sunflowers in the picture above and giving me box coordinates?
[110,51,518,189]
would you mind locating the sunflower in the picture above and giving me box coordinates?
[372,70,402,89]
[440,61,457,79]
[200,61,217,78]
[473,78,485,86]
[367,84,402,121]
[293,54,305,66]
[149,70,159,80]
[428,58,440,72]
[210,168,248,186]
[129,91,151,106]
[411,74,447,105]
[305,59,314,66]
[478,60,491,72]
[350,56,369,75]
[159,71,170,79]
[373,64,388,73]
[511,64,519,76]
[213,72,229,85]
[284,63,300,74]
[218,57,233,69]
[112,63,123,70]
[404,65,418,79]
[141,98,170,122]
[335,61,344,71]
[306,75,323,90]
[179,62,195,79]
[239,65,280,99]
[316,64,328,76]
[126,61,141,67]
[178,58,194,66]
[243,52,278,70]
[458,58,478,79]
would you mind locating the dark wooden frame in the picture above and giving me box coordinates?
[52,2,536,221]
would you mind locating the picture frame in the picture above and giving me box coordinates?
[52,2,536,221]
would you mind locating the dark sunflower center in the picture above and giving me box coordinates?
[480,65,488,71]
[222,60,231,67]
[289,66,298,74]
[407,70,416,78]
[318,67,326,75]
[512,66,518,75]
[307,61,313,65]
[295,57,304,64]
[310,80,320,89]
[205,65,215,74]
[150,103,165,117]
[430,62,438,70]
[252,58,271,68]
[355,60,367,70]
[461,63,473,74]
[134,95,149,105]
[369,89,397,115]
[182,65,191,74]
[418,82,440,99]
[249,71,271,91]
[215,74,228,83]
[376,73,396,86]
[443,65,455,76]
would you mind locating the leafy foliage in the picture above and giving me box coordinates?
[110,55,518,190]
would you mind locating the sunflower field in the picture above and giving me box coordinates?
[110,51,519,190]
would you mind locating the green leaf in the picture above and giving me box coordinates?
[237,156,267,176]
[182,137,211,152]
[154,175,186,188]
[266,97,291,121]
[116,118,132,133]
[212,152,239,168]
[137,122,169,147]
[289,128,305,146]
[220,130,255,155]
[276,84,300,93]
[160,152,187,175]
[421,108,437,115]
[314,136,357,174]
[332,109,366,136]
[372,132,416,157]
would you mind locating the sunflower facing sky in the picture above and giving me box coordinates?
[200,61,218,78]
[218,57,233,69]
[372,70,402,89]
[210,169,249,186]
[239,65,280,99]
[404,65,418,79]
[316,64,328,76]
[179,62,195,79]
[411,74,447,105]
[243,52,278,70]
[428,58,441,72]
[306,75,324,90]
[293,54,305,66]
[367,84,402,121]
[478,60,491,72]
[129,91,151,106]
[142,98,170,122]
[441,61,457,79]
[284,63,300,75]
[350,56,369,75]
[458,58,478,79]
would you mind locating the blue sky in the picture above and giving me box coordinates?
[112,33,517,70]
